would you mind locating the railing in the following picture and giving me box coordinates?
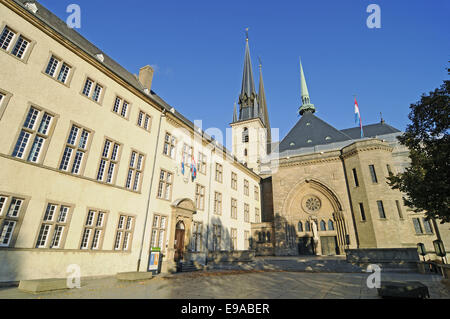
[418,261,450,279]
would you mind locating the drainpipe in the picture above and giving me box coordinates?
[204,145,215,266]
[137,110,166,272]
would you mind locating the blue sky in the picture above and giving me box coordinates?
[40,0,449,140]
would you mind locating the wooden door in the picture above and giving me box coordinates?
[320,236,338,256]
[174,228,185,262]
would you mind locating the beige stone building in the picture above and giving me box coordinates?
[0,0,261,282]
[0,0,448,284]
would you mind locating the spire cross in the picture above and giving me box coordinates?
[258,56,262,69]
[245,27,249,41]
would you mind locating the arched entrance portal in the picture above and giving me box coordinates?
[282,179,349,256]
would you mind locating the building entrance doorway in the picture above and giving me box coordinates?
[298,237,314,255]
[174,221,185,262]
[320,236,338,256]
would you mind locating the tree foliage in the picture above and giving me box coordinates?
[388,78,449,223]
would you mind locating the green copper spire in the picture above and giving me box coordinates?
[299,58,315,115]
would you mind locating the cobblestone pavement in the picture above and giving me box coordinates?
[0,270,449,299]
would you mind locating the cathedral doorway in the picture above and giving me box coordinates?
[298,237,314,255]
[320,236,338,256]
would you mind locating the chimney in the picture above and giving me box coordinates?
[138,65,154,93]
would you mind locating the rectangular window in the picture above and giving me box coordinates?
[11,35,29,59]
[157,170,173,200]
[36,203,72,249]
[137,110,152,131]
[59,124,91,175]
[198,152,207,175]
[112,96,130,119]
[359,203,366,221]
[0,26,16,51]
[422,218,433,234]
[0,193,27,248]
[80,209,107,250]
[12,106,55,163]
[44,55,72,84]
[413,218,423,234]
[244,203,250,223]
[195,184,205,211]
[244,179,249,196]
[0,26,33,62]
[125,151,145,192]
[255,208,261,223]
[97,138,121,184]
[114,214,135,251]
[150,214,167,251]
[212,224,221,251]
[369,165,378,183]
[352,168,359,187]
[231,228,237,251]
[82,78,103,103]
[182,143,193,167]
[395,200,403,219]
[231,172,237,190]
[191,221,202,252]
[215,163,223,183]
[377,200,386,219]
[254,185,259,201]
[214,192,222,215]
[163,132,176,158]
[386,164,393,175]
[231,198,237,219]
[244,231,250,250]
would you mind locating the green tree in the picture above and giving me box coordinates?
[388,78,449,223]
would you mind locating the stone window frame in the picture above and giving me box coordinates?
[212,224,221,251]
[190,221,203,252]
[422,218,434,234]
[41,51,76,87]
[58,121,95,177]
[215,163,223,183]
[376,200,386,219]
[214,191,222,215]
[125,149,146,193]
[231,172,237,190]
[157,169,173,201]
[162,131,177,159]
[0,191,31,248]
[111,95,132,120]
[255,207,261,223]
[359,202,366,221]
[254,185,259,201]
[244,179,249,196]
[352,168,359,187]
[230,228,237,251]
[150,214,168,252]
[412,217,423,235]
[0,87,13,121]
[113,213,136,251]
[78,208,109,250]
[395,200,404,220]
[369,164,378,183]
[297,221,303,232]
[96,137,123,185]
[231,197,237,220]
[195,183,205,211]
[244,203,250,223]
[34,201,74,249]
[244,230,250,250]
[0,22,36,64]
[79,75,106,105]
[10,103,59,165]
[136,109,152,132]
[198,152,207,175]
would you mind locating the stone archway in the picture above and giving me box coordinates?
[165,198,196,271]
[281,179,348,256]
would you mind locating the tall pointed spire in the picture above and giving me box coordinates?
[258,62,272,153]
[299,58,315,115]
[239,28,257,113]
[233,102,238,122]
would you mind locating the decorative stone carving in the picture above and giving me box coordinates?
[302,195,321,214]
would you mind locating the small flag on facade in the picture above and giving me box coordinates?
[191,154,197,181]
[181,154,185,175]
[354,97,364,138]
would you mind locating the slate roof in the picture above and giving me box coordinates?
[278,111,401,153]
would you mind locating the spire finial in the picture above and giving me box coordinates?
[298,57,315,115]
[258,56,262,70]
[245,27,249,42]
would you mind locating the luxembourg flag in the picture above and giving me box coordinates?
[190,154,197,181]
[354,98,364,138]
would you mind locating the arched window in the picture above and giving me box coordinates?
[258,232,262,242]
[328,220,335,231]
[266,231,271,242]
[305,221,311,232]
[244,148,248,156]
[320,220,326,231]
[298,221,303,232]
[242,127,249,143]
[262,231,267,242]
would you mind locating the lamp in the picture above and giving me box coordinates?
[417,243,426,261]
[433,239,446,264]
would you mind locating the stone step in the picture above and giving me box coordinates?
[19,278,69,293]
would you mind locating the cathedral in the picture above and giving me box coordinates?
[232,36,450,259]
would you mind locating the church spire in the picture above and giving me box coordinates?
[233,102,238,122]
[299,58,315,115]
[239,29,257,111]
[258,62,272,154]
